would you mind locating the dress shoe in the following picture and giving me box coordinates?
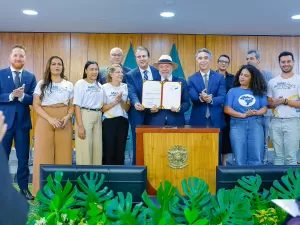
[20,189,34,200]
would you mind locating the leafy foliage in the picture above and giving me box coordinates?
[28,169,299,225]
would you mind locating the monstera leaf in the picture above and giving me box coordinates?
[170,177,211,223]
[270,168,300,199]
[141,181,177,225]
[35,171,79,224]
[210,189,253,225]
[75,172,114,209]
[234,175,273,209]
[106,192,145,224]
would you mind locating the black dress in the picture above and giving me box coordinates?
[220,71,234,154]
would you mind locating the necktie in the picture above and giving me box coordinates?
[203,74,210,118]
[143,70,148,81]
[14,71,21,88]
[164,79,168,82]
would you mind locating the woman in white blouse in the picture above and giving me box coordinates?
[73,61,103,165]
[102,64,130,165]
[32,56,74,196]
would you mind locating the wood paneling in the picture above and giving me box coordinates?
[44,33,71,79]
[118,34,142,58]
[87,34,98,62]
[206,35,232,73]
[142,132,218,194]
[97,34,118,67]
[231,36,251,74]
[195,35,206,72]
[177,35,196,78]
[258,36,282,77]
[70,34,88,84]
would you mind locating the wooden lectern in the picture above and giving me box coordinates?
[136,126,219,195]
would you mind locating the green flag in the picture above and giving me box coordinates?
[170,43,185,79]
[124,42,137,69]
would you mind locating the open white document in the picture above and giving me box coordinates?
[162,82,182,110]
[142,81,162,108]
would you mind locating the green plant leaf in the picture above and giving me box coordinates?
[270,168,300,199]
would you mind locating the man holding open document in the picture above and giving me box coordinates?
[145,55,190,126]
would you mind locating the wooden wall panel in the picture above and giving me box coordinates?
[282,37,299,75]
[231,36,251,74]
[258,36,282,77]
[33,33,44,81]
[248,36,258,50]
[87,34,98,62]
[70,34,88,84]
[177,35,196,78]
[206,35,232,73]
[118,34,142,58]
[97,34,118,67]
[43,33,71,79]
[142,34,174,65]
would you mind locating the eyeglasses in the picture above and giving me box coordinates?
[218,60,229,64]
[110,54,123,57]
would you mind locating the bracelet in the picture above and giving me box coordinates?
[284,99,288,105]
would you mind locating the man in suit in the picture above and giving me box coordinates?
[98,47,131,84]
[0,111,29,225]
[147,55,190,126]
[188,48,226,127]
[127,46,160,165]
[188,48,226,164]
[0,45,37,200]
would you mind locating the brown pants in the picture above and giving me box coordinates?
[32,105,73,196]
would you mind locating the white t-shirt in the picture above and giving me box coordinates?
[267,74,300,118]
[73,79,103,109]
[34,79,74,106]
[102,83,128,120]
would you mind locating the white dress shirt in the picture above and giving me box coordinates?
[199,70,213,104]
[161,74,173,82]
[9,66,24,102]
[139,66,153,81]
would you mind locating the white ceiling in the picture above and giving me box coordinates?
[0,0,300,35]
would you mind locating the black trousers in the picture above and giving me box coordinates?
[102,116,129,165]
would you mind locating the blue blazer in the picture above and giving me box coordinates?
[127,66,160,128]
[0,68,36,130]
[147,76,190,126]
[188,70,226,128]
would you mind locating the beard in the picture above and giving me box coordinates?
[11,62,24,70]
[281,66,293,73]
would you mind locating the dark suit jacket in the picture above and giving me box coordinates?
[147,76,190,126]
[188,70,226,128]
[127,66,160,128]
[0,143,29,224]
[98,65,131,84]
[0,68,36,130]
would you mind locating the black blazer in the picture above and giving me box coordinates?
[0,143,29,225]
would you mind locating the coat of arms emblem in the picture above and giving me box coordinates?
[167,145,188,169]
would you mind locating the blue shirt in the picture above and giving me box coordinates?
[225,87,268,120]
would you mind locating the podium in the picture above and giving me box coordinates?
[136,126,219,195]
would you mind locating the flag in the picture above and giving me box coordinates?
[124,42,137,69]
[170,43,185,79]
[169,43,192,123]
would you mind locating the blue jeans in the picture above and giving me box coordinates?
[230,117,264,166]
[262,116,270,164]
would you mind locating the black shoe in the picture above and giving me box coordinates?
[20,189,34,200]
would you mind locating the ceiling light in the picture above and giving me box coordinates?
[291,15,300,19]
[160,12,175,18]
[22,10,38,15]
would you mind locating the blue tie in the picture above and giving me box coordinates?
[143,70,148,80]
[14,71,21,88]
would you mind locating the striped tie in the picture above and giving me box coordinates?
[14,71,21,88]
[204,74,210,118]
[143,70,148,80]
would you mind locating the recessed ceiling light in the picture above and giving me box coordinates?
[291,15,300,19]
[22,10,38,15]
[160,12,175,18]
